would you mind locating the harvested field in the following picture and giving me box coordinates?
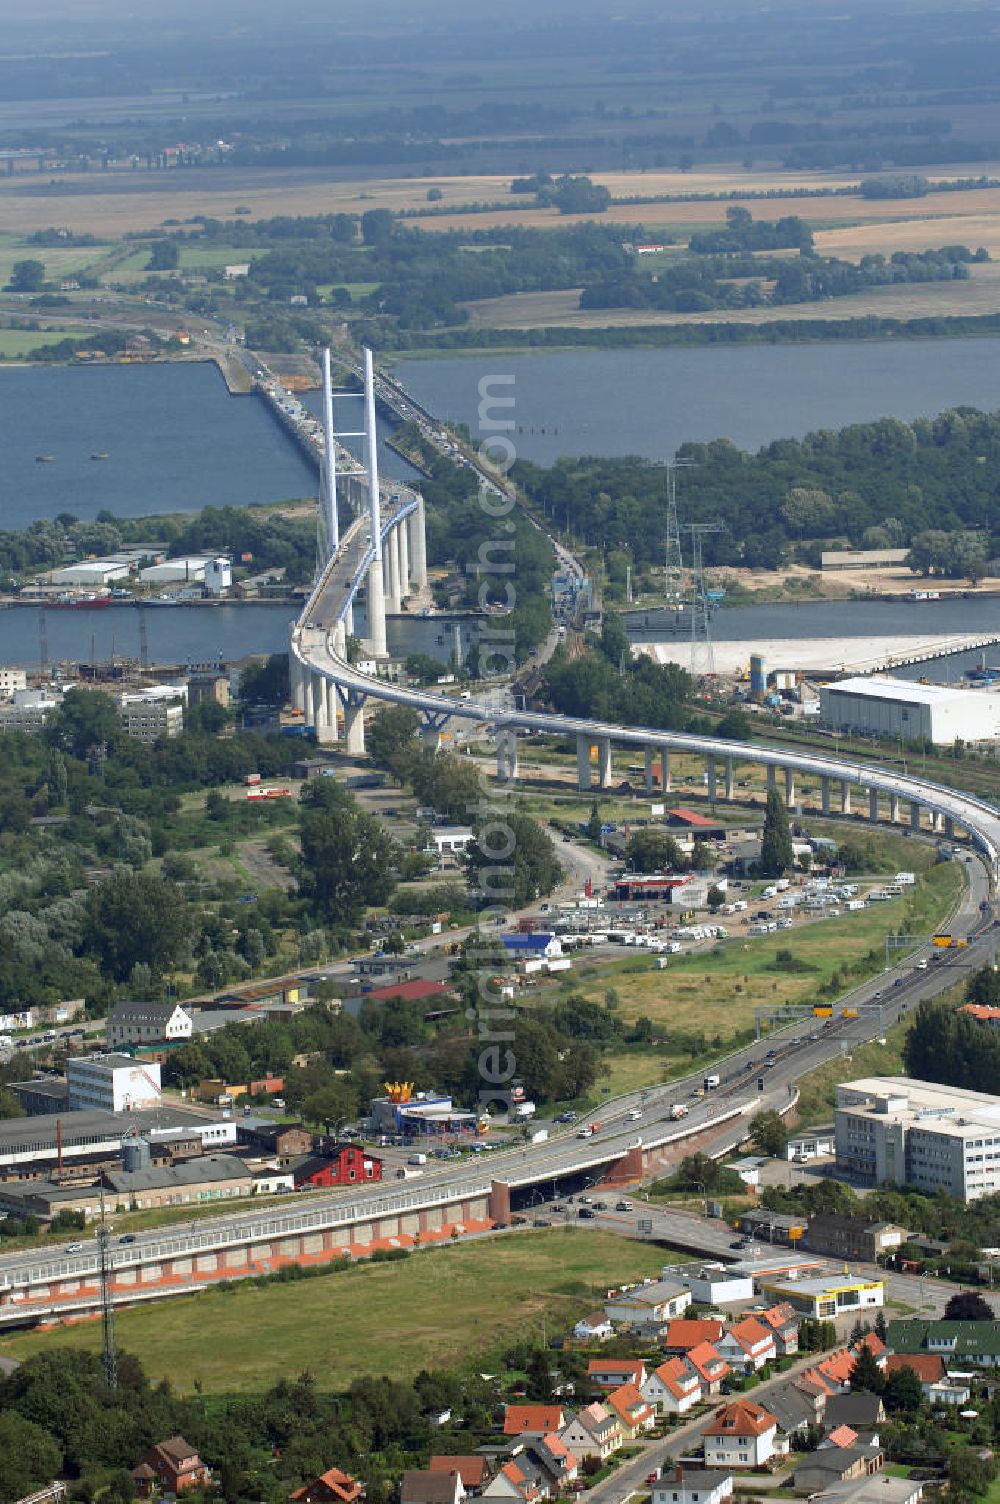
[3,163,1000,236]
[462,260,1000,329]
[814,212,1000,261]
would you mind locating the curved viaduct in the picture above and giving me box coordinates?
[291,349,1000,882]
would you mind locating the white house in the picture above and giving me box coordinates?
[559,1403,621,1463]
[652,1468,734,1504]
[573,1311,614,1343]
[702,1401,779,1470]
[715,1317,777,1373]
[107,1001,193,1050]
[605,1277,692,1334]
[642,1359,702,1416]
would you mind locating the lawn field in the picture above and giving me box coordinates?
[0,327,92,357]
[0,233,107,286]
[552,861,962,1037]
[0,1229,667,1393]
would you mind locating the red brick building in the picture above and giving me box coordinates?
[133,1437,210,1495]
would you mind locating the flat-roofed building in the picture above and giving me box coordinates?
[836,1076,1000,1202]
[67,1054,162,1113]
[820,676,1000,745]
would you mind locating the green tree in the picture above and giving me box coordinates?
[9,259,45,291]
[849,1343,885,1395]
[298,785,400,924]
[944,1291,995,1321]
[147,238,180,270]
[367,704,421,774]
[585,801,603,843]
[625,828,685,873]
[750,1109,788,1157]
[883,1364,924,1415]
[466,813,561,908]
[87,870,191,980]
[0,1413,62,1504]
[760,787,793,876]
[45,686,121,759]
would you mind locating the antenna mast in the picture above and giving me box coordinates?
[663,458,692,607]
[98,1188,117,1389]
[686,522,722,679]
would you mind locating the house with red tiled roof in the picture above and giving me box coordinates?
[716,1317,777,1373]
[528,1434,578,1493]
[587,1358,647,1392]
[884,1353,946,1391]
[683,1342,730,1397]
[663,1318,724,1353]
[559,1402,621,1463]
[133,1438,210,1496]
[755,1305,800,1357]
[290,1469,364,1504]
[606,1382,656,1440]
[825,1425,860,1449]
[504,1405,566,1438]
[642,1357,702,1417]
[481,1460,545,1504]
[702,1401,781,1470]
[856,1332,887,1363]
[429,1459,492,1493]
[814,1348,858,1391]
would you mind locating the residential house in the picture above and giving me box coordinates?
[428,1460,492,1494]
[642,1358,702,1417]
[587,1358,647,1392]
[559,1402,621,1463]
[107,1001,192,1049]
[652,1468,734,1504]
[289,1145,382,1188]
[684,1343,730,1397]
[715,1317,777,1373]
[482,1458,546,1504]
[573,1311,613,1343]
[605,1278,692,1335]
[886,1319,1000,1369]
[663,1318,724,1353]
[527,1434,578,1492]
[755,1304,800,1357]
[824,1394,884,1448]
[702,1401,780,1470]
[606,1382,656,1439]
[133,1437,211,1494]
[883,1355,971,1407]
[804,1215,906,1262]
[504,1405,566,1439]
[806,1481,923,1504]
[401,1472,466,1504]
[766,1377,825,1442]
[794,1450,883,1494]
[290,1469,364,1504]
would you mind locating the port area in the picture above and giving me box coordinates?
[636,631,1000,678]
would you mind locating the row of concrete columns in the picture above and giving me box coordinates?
[379,497,428,627]
[573,734,955,836]
[290,654,367,754]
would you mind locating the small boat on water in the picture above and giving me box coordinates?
[35,454,55,463]
[90,452,109,461]
[144,594,179,607]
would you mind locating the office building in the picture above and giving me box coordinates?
[836,1076,1000,1202]
[67,1054,162,1113]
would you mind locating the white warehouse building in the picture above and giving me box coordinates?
[67,1054,162,1113]
[836,1075,1000,1202]
[820,675,1000,745]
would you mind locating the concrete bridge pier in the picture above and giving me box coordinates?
[344,601,354,637]
[945,815,955,839]
[869,788,879,822]
[840,781,852,816]
[409,498,428,591]
[821,775,831,815]
[659,747,672,792]
[398,519,410,598]
[911,801,922,831]
[339,688,366,755]
[386,526,403,614]
[933,811,946,833]
[724,757,734,802]
[784,768,796,808]
[644,746,656,794]
[497,729,519,784]
[890,793,900,823]
[577,736,592,790]
[290,655,306,713]
[309,673,325,735]
[367,557,387,658]
[706,754,717,805]
[596,737,613,789]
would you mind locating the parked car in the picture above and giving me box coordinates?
[615,1200,631,1211]
[578,1207,595,1219]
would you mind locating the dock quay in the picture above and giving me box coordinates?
[638,632,1000,679]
